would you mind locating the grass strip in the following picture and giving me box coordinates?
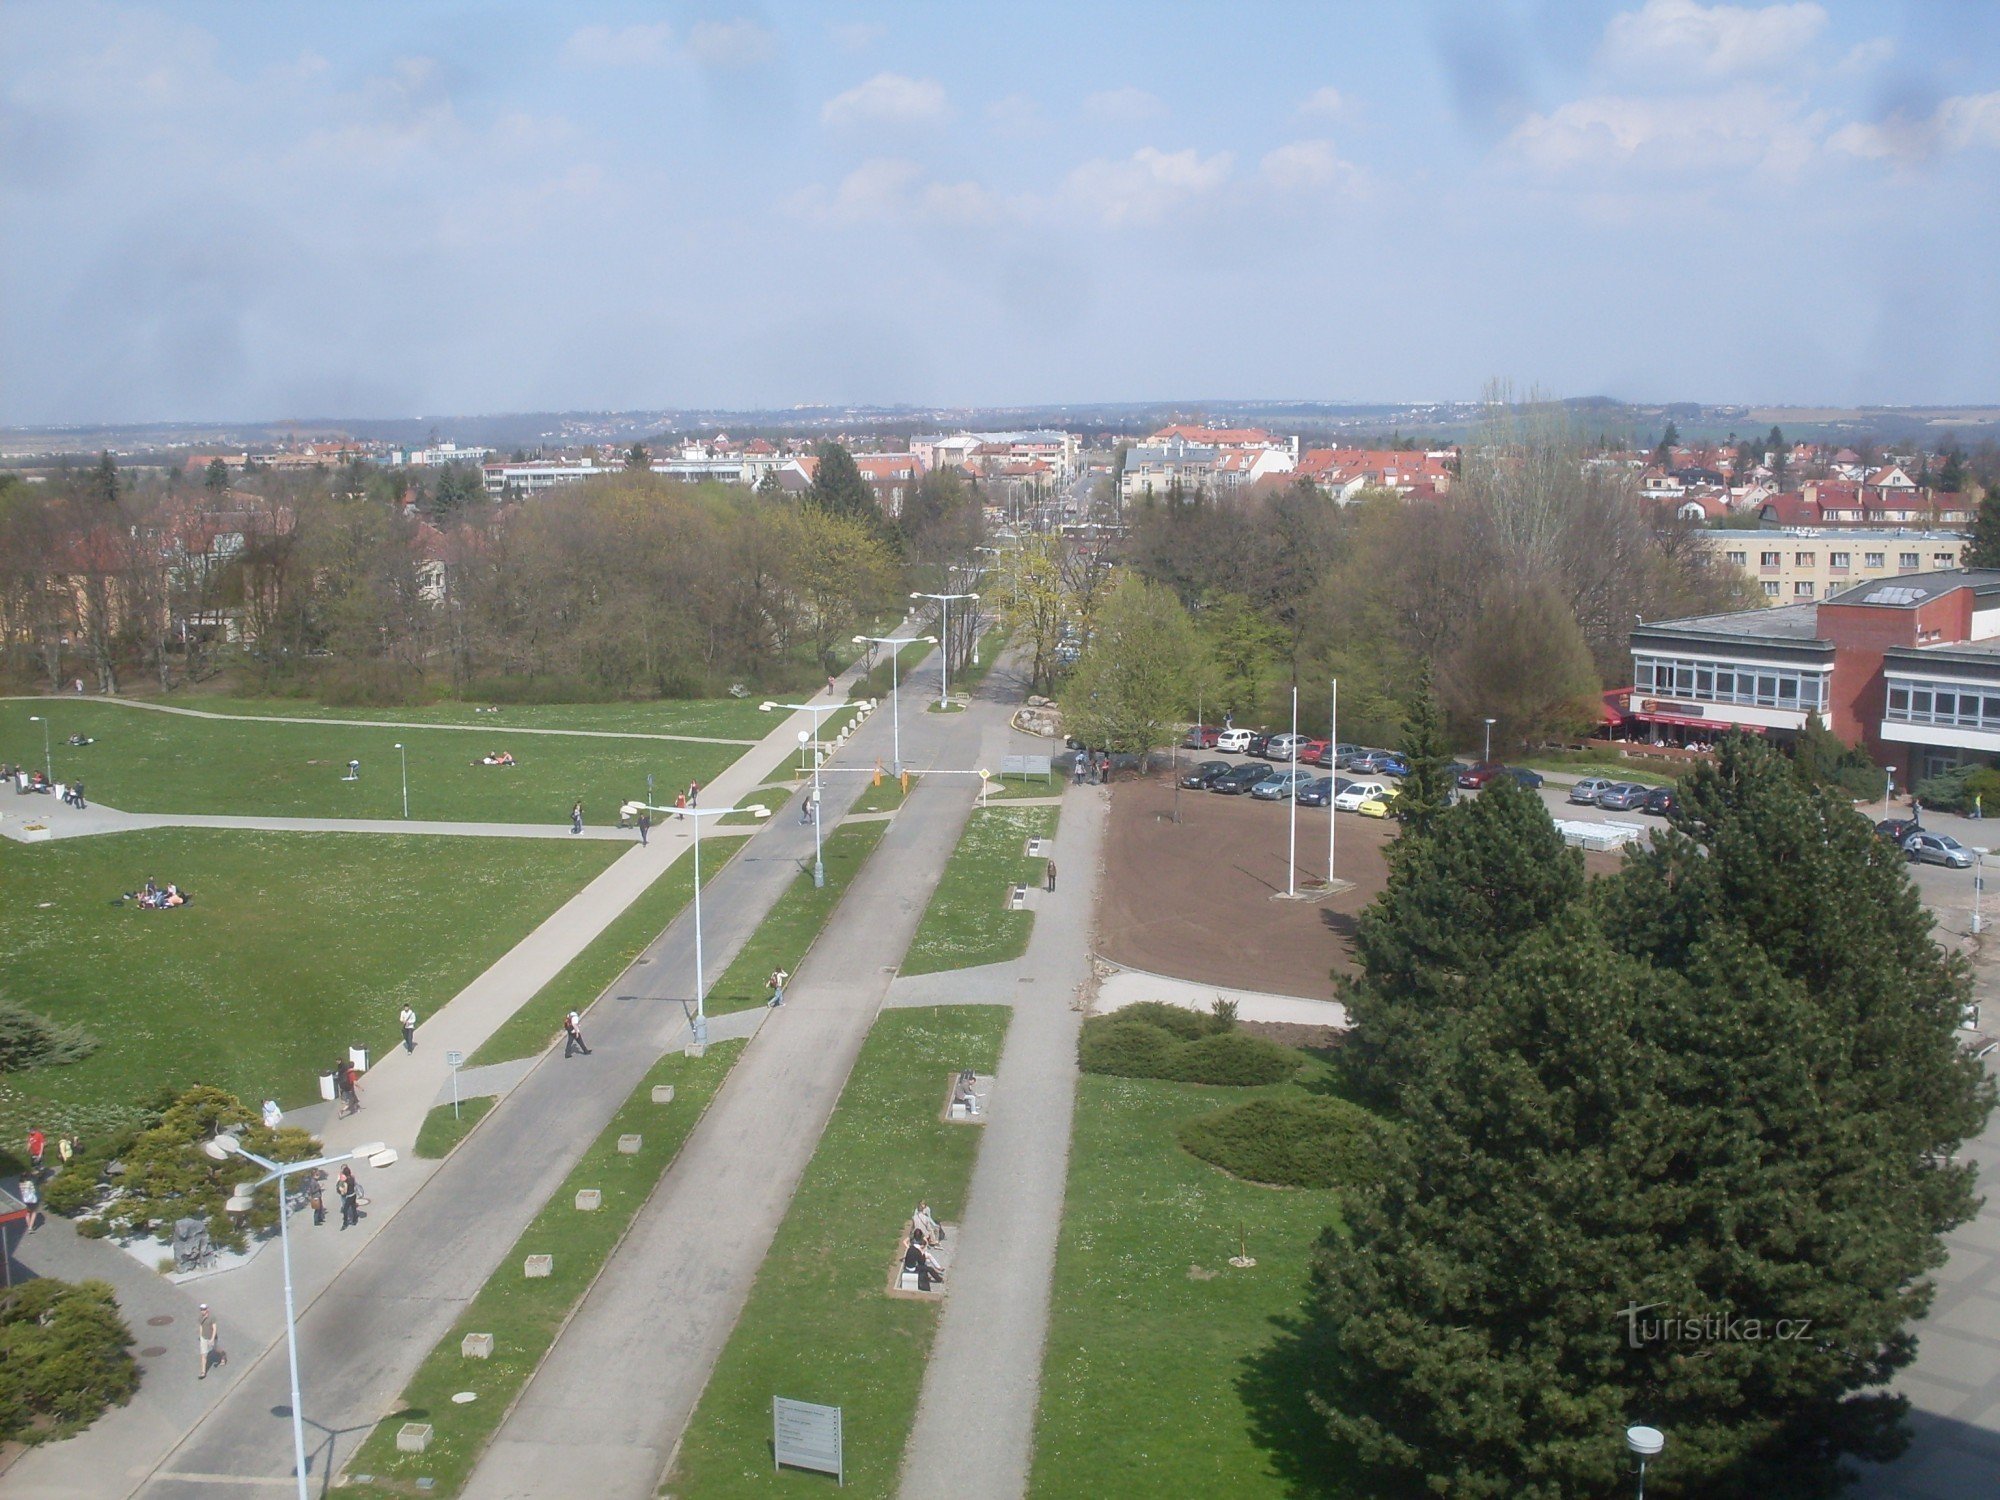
[703,821,888,1015]
[94,694,776,739]
[1029,1063,1353,1499]
[946,627,1011,699]
[850,769,912,813]
[850,637,935,703]
[465,836,745,1067]
[666,1005,1010,1498]
[413,1096,497,1158]
[901,805,1058,975]
[337,1042,743,1497]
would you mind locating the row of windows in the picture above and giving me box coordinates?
[1633,655,1831,712]
[1726,549,1938,570]
[1886,683,2000,732]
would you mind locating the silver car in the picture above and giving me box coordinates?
[1570,776,1617,804]
[1904,831,1975,869]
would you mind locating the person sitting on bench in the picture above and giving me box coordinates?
[902,1235,945,1291]
[913,1201,942,1247]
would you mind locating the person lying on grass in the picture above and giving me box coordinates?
[121,879,189,909]
[472,750,516,767]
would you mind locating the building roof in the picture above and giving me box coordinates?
[1637,603,1826,645]
[1823,570,2000,609]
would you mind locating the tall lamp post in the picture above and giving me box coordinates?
[1885,765,1898,819]
[1975,847,1989,936]
[641,801,772,1047]
[1483,716,1497,763]
[393,742,408,820]
[201,1135,360,1500]
[1327,679,1339,885]
[1625,1425,1664,1500]
[853,634,935,775]
[27,714,51,781]
[761,698,845,888]
[911,590,979,708]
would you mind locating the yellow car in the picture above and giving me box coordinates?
[1356,786,1401,818]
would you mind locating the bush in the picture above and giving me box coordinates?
[1078,1009,1299,1086]
[1914,763,2000,815]
[0,1001,98,1073]
[1177,1096,1389,1190]
[0,1278,139,1444]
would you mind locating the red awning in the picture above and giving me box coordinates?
[1633,712,1766,734]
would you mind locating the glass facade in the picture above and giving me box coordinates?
[1886,679,2000,732]
[1633,654,1829,713]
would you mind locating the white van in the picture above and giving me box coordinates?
[1216,728,1255,753]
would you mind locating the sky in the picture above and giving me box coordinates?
[1,0,1996,426]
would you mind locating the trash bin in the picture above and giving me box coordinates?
[348,1046,369,1074]
[319,1071,338,1102]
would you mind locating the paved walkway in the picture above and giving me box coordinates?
[1094,964,1351,1028]
[896,777,1103,1500]
[0,680,862,1500]
[1,693,758,744]
[0,799,652,841]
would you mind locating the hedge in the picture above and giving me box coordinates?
[1176,1095,1388,1190]
[1078,1010,1298,1086]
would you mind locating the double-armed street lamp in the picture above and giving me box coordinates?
[762,698,846,888]
[27,714,51,781]
[638,800,773,1047]
[201,1134,363,1500]
[853,634,936,774]
[911,590,979,709]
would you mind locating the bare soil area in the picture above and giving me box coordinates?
[1098,771,1623,999]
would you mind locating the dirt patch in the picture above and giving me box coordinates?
[1098,771,1622,999]
[1240,1020,1347,1050]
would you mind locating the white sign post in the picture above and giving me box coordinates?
[445,1049,464,1120]
[773,1396,843,1485]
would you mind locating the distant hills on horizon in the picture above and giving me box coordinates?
[5,396,1997,461]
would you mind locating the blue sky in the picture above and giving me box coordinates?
[2,0,1995,424]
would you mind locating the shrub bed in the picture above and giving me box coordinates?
[1079,1008,1298,1087]
[0,1278,138,1444]
[1176,1095,1387,1190]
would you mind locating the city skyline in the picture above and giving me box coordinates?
[3,0,1996,426]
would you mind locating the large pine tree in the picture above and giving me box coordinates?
[1392,667,1457,840]
[1312,735,1993,1495]
[809,442,881,524]
[1964,489,2000,570]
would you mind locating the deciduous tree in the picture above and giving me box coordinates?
[1059,573,1202,761]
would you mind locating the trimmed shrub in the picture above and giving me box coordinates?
[1078,1018,1183,1079]
[0,1278,139,1443]
[1177,1096,1388,1190]
[1078,1009,1299,1086]
[1170,1031,1298,1086]
[1114,1001,1222,1041]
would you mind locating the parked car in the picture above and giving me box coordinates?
[1295,776,1337,807]
[1210,764,1271,795]
[1265,733,1312,762]
[1216,728,1256,754]
[1457,761,1508,789]
[1570,776,1618,804]
[1595,782,1653,811]
[1357,786,1402,818]
[1374,752,1412,778]
[1242,732,1272,758]
[1179,759,1231,789]
[1347,750,1400,775]
[1251,768,1316,801]
[1325,743,1366,768]
[1507,767,1545,790]
[1641,786,1679,816]
[1296,738,1329,763]
[1182,724,1221,749]
[1334,779,1389,812]
[1875,816,1923,845]
[1904,831,1975,868]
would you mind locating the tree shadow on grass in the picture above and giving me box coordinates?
[1237,1309,1371,1500]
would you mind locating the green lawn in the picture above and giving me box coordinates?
[667,1006,1009,1498]
[0,830,619,1140]
[414,1095,497,1158]
[465,836,745,1068]
[90,694,775,739]
[704,822,888,1015]
[339,1044,741,1499]
[0,699,743,824]
[901,805,1058,975]
[1030,1065,1356,1499]
[850,771,911,814]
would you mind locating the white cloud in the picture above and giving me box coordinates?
[560,22,676,69]
[1083,86,1166,124]
[1064,146,1232,228]
[830,21,886,54]
[821,72,951,129]
[986,93,1047,139]
[1297,86,1345,118]
[1506,87,1823,176]
[1832,91,2000,163]
[788,157,1007,228]
[1259,138,1361,194]
[1837,36,1896,73]
[1599,0,1827,77]
[685,19,778,69]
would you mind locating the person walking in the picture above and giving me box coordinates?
[767,967,790,1008]
[19,1177,40,1233]
[637,808,650,846]
[563,1009,591,1057]
[399,1004,418,1053]
[336,1059,361,1117]
[571,800,584,835]
[687,780,700,807]
[1045,859,1057,893]
[196,1304,222,1378]
[336,1165,360,1230]
[306,1167,326,1227]
[27,1129,44,1172]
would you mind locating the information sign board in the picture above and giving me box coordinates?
[773,1397,843,1484]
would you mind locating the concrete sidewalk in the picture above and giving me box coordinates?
[896,777,1103,1500]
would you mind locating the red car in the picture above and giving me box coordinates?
[1456,761,1508,789]
[1296,738,1328,762]
[1182,724,1221,749]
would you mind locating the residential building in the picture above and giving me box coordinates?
[396,441,493,468]
[481,459,611,496]
[1294,447,1454,502]
[1696,529,1967,604]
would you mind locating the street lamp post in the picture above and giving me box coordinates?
[761,698,848,889]
[202,1135,360,1500]
[1483,717,1497,763]
[1975,847,1989,936]
[27,714,50,781]
[394,743,408,820]
[911,591,979,708]
[1625,1425,1665,1500]
[1328,679,1338,886]
[640,801,772,1047]
[853,634,935,775]
[1885,766,1898,818]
